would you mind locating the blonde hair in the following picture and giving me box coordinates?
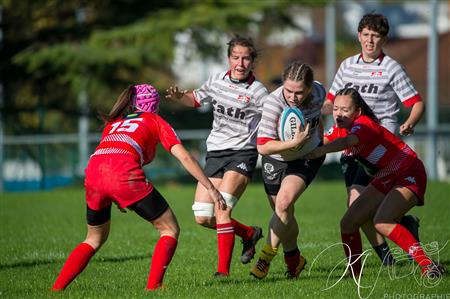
[282,61,314,87]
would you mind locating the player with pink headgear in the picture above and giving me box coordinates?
[133,84,160,113]
[52,84,226,291]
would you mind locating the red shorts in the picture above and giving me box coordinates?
[371,158,427,205]
[84,155,154,210]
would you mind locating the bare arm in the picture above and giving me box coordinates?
[399,101,425,136]
[165,85,198,108]
[170,144,226,210]
[257,123,311,156]
[321,99,333,115]
[303,134,359,159]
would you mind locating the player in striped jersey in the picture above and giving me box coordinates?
[165,36,268,276]
[250,62,325,279]
[51,84,226,291]
[321,13,424,265]
[306,87,444,279]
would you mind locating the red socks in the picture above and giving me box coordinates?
[146,235,178,290]
[52,242,95,291]
[217,222,235,275]
[284,248,300,272]
[387,224,432,267]
[231,218,254,241]
[341,231,362,275]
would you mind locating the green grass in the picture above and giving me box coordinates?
[1,181,449,298]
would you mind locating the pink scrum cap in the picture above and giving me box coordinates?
[133,84,160,113]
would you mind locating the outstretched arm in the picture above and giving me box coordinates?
[303,134,359,159]
[399,101,425,136]
[170,144,226,210]
[165,85,198,107]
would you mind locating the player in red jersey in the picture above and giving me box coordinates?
[306,87,444,278]
[322,13,424,266]
[51,84,226,291]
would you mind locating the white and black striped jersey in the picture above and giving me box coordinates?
[193,71,269,151]
[257,81,326,161]
[327,53,422,133]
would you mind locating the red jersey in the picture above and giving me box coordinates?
[85,112,181,210]
[325,115,417,175]
[92,112,181,165]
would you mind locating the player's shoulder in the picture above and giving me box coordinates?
[264,87,284,107]
[381,54,404,71]
[341,53,360,66]
[207,71,227,83]
[325,124,347,139]
[352,115,378,131]
[137,112,169,125]
[250,79,269,93]
[270,86,283,97]
[312,81,326,96]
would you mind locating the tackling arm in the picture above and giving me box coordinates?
[321,99,334,115]
[304,134,359,159]
[170,144,226,210]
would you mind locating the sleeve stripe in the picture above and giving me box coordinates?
[326,92,336,102]
[257,137,275,145]
[402,94,422,107]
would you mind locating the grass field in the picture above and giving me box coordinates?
[1,181,449,299]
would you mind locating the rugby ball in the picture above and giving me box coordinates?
[277,107,305,141]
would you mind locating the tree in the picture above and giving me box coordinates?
[3,0,323,134]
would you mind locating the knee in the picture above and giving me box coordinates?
[347,189,361,207]
[340,214,356,233]
[194,216,215,228]
[85,233,108,251]
[192,201,215,222]
[219,192,238,208]
[275,193,292,212]
[275,201,293,224]
[170,224,181,239]
[373,222,389,236]
[157,220,180,239]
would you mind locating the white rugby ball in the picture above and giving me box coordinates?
[277,107,305,142]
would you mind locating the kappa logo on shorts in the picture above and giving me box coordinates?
[236,162,248,172]
[405,176,417,184]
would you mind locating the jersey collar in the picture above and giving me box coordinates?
[224,70,256,88]
[357,51,385,65]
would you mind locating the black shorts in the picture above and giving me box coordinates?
[262,154,325,195]
[86,187,169,225]
[340,155,373,188]
[204,149,258,178]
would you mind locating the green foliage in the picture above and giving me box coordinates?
[1,181,449,298]
[3,0,315,134]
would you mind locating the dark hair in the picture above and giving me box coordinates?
[357,13,389,37]
[335,87,379,123]
[102,85,134,123]
[227,35,257,62]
